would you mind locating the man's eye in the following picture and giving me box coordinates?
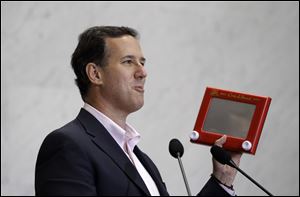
[123,60,133,64]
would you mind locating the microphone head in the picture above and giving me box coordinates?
[169,138,184,158]
[210,145,232,165]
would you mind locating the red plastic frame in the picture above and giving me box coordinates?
[191,87,271,154]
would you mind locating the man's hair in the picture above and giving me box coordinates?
[71,26,139,100]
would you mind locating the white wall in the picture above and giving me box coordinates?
[1,1,299,196]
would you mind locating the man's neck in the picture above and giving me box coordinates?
[84,100,128,130]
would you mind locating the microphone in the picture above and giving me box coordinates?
[210,145,273,196]
[169,139,191,196]
[210,145,237,168]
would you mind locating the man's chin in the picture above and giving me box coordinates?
[130,102,144,113]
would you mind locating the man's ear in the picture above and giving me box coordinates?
[86,63,103,85]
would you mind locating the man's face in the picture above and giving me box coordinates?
[98,35,147,115]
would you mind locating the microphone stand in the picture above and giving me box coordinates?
[229,160,273,196]
[177,152,192,196]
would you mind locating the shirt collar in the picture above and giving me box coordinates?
[83,103,141,152]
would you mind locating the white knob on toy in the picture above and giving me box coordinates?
[190,131,200,141]
[242,140,252,151]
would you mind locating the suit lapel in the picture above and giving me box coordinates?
[134,146,169,196]
[76,108,150,196]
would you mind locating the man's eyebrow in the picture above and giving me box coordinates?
[121,55,146,62]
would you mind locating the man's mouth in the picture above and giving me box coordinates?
[133,86,144,93]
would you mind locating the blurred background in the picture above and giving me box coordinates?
[1,1,299,196]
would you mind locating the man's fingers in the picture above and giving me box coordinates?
[214,135,227,147]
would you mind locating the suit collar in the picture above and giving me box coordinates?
[82,103,141,154]
[76,108,151,196]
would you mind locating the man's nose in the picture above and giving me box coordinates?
[134,64,147,79]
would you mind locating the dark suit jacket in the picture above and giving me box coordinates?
[35,108,230,196]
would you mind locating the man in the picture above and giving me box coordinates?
[35,26,242,196]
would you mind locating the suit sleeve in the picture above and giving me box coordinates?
[35,131,96,196]
[197,177,232,196]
